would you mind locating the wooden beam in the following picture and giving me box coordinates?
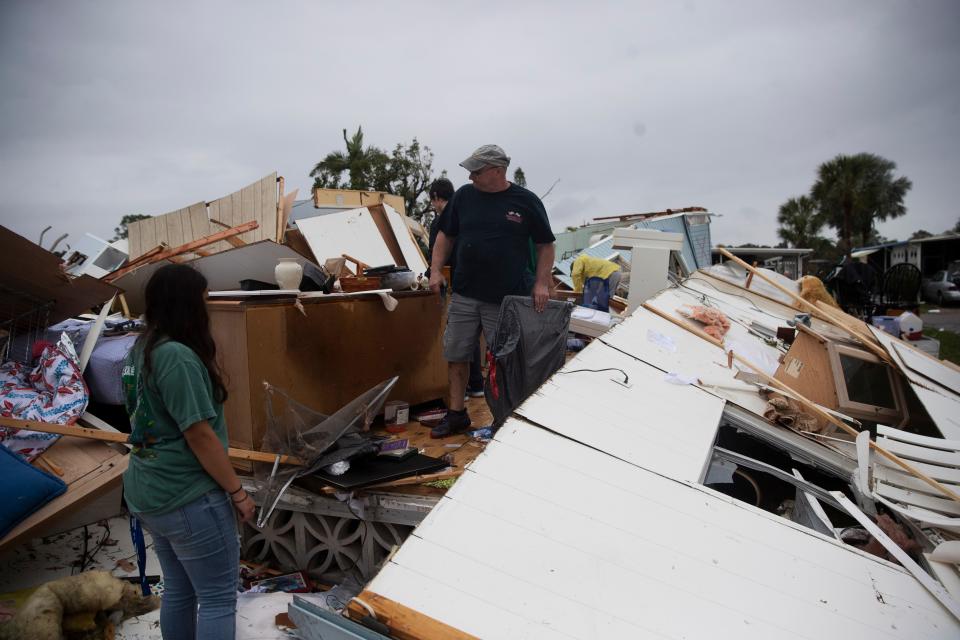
[715,248,892,363]
[0,417,302,466]
[209,218,248,247]
[346,590,479,640]
[639,304,960,503]
[104,220,259,282]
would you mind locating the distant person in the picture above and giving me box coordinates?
[427,178,484,399]
[123,264,253,640]
[571,253,622,296]
[428,144,556,437]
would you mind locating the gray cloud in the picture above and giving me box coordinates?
[1,0,958,250]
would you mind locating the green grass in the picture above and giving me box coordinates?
[925,327,960,365]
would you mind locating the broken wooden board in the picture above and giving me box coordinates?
[127,173,279,259]
[206,172,279,251]
[346,590,478,640]
[126,201,209,260]
[0,226,119,326]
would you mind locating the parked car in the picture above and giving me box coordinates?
[922,268,960,305]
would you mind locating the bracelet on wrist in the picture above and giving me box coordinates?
[229,485,244,496]
[231,491,248,503]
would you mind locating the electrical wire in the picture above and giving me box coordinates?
[558,367,629,385]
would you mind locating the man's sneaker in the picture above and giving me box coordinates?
[430,409,471,438]
[465,387,485,398]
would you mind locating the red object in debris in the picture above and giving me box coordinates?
[487,350,499,401]
[386,424,407,434]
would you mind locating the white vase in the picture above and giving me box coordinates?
[274,258,303,290]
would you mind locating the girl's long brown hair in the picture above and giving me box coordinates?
[140,264,227,403]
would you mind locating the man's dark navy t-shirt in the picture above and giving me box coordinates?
[439,183,555,304]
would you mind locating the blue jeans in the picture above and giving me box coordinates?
[135,490,240,640]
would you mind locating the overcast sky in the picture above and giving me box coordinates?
[1,1,958,252]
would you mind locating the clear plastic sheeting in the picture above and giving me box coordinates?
[254,377,398,527]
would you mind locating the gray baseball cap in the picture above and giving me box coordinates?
[459,144,511,172]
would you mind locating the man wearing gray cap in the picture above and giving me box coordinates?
[427,144,556,437]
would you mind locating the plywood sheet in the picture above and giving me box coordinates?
[774,331,839,414]
[296,207,396,268]
[367,421,957,638]
[0,226,120,325]
[516,339,722,481]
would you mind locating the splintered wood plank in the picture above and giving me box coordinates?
[346,590,478,640]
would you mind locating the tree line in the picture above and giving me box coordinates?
[776,152,957,260]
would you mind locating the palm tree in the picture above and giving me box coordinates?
[777,195,824,248]
[810,153,912,253]
[309,126,388,191]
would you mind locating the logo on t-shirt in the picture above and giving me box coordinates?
[505,210,523,223]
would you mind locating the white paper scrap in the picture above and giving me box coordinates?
[664,372,698,386]
[647,329,677,353]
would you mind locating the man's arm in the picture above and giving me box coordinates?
[532,242,555,312]
[428,231,455,294]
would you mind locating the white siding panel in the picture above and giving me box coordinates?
[369,423,957,639]
[516,339,721,481]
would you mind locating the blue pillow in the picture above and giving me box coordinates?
[0,444,67,539]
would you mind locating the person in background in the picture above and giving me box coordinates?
[123,264,254,640]
[428,144,556,437]
[428,178,485,399]
[571,253,622,296]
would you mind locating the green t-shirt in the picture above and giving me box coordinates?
[122,340,228,514]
